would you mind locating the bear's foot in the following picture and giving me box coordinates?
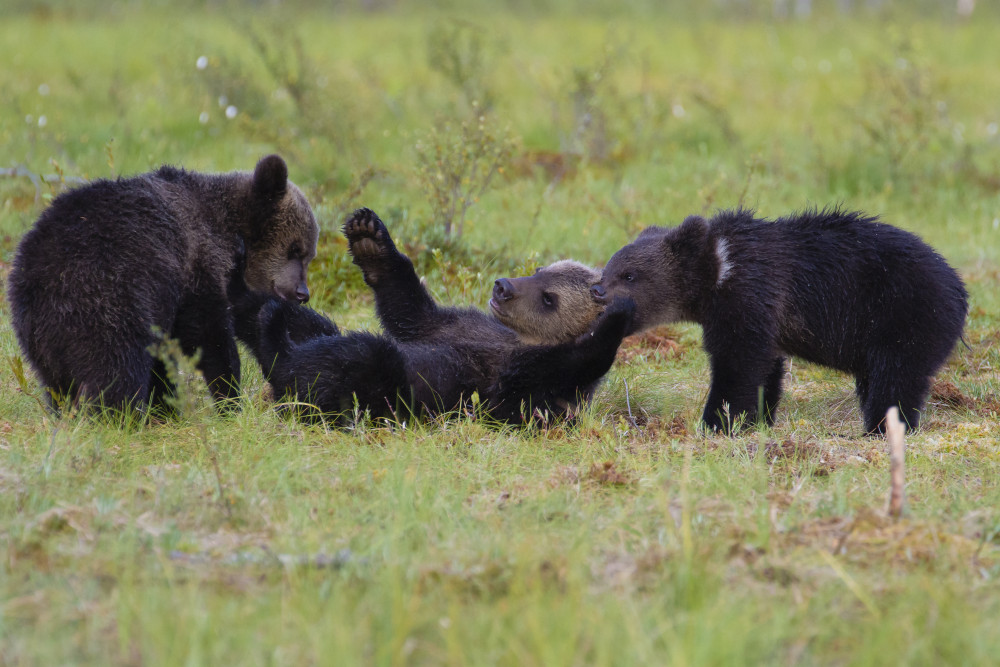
[344,207,399,261]
[343,208,404,286]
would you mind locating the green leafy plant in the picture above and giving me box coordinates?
[146,327,213,420]
[414,109,517,239]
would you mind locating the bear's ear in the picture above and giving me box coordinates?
[680,215,708,230]
[676,215,709,240]
[636,225,667,241]
[666,215,709,253]
[252,154,289,200]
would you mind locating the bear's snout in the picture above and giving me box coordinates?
[590,284,607,302]
[295,283,310,303]
[493,278,515,302]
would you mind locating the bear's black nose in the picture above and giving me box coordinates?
[590,284,607,301]
[296,284,310,303]
[493,278,515,301]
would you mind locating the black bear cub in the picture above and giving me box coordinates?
[232,208,633,424]
[593,208,968,434]
[8,154,319,413]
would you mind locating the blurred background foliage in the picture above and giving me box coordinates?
[2,0,997,19]
[1,0,997,324]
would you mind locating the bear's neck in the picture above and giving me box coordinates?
[677,253,715,325]
[192,171,261,238]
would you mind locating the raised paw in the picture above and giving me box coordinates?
[595,296,636,334]
[576,295,635,348]
[343,207,396,262]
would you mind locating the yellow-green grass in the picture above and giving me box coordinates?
[1,5,999,665]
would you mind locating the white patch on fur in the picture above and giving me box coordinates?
[715,238,733,286]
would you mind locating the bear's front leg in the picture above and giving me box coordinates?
[702,352,781,434]
[173,292,242,409]
[491,297,635,422]
[344,207,440,341]
[197,326,242,408]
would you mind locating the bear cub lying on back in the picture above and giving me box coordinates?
[232,208,631,424]
[593,208,968,434]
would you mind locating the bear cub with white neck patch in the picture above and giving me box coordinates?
[592,208,968,435]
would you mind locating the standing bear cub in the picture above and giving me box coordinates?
[231,208,632,425]
[8,154,319,413]
[593,208,968,434]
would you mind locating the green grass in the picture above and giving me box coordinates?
[2,4,1000,665]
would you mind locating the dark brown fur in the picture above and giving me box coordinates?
[595,208,968,434]
[232,208,633,425]
[8,154,318,413]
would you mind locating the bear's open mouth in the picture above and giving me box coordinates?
[488,298,505,317]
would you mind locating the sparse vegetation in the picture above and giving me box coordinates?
[414,109,517,239]
[1,3,999,665]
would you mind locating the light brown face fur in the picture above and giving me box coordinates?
[241,157,319,303]
[490,259,604,344]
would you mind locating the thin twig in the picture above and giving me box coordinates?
[623,378,633,420]
[0,165,86,203]
[886,406,906,519]
[201,424,233,520]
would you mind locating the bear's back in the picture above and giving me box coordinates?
[10,176,194,310]
[709,209,967,369]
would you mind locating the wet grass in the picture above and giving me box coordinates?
[1,4,999,665]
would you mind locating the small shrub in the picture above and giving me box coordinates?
[147,328,213,420]
[427,19,502,112]
[414,108,517,239]
[190,19,367,177]
[831,31,966,193]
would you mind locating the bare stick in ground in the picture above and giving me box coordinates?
[886,406,905,518]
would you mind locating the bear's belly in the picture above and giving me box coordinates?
[401,343,491,414]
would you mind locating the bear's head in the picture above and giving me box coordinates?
[490,259,604,344]
[592,215,711,334]
[242,155,319,303]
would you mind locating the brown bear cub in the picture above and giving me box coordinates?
[593,208,968,434]
[8,154,318,413]
[230,208,632,424]
[490,260,603,345]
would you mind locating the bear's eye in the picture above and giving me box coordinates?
[541,292,556,308]
[287,243,302,260]
[623,272,635,283]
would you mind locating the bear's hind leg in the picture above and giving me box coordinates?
[761,356,786,426]
[86,352,155,416]
[23,321,153,415]
[51,333,153,414]
[270,331,410,424]
[860,352,931,434]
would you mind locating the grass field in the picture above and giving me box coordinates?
[2,2,999,665]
